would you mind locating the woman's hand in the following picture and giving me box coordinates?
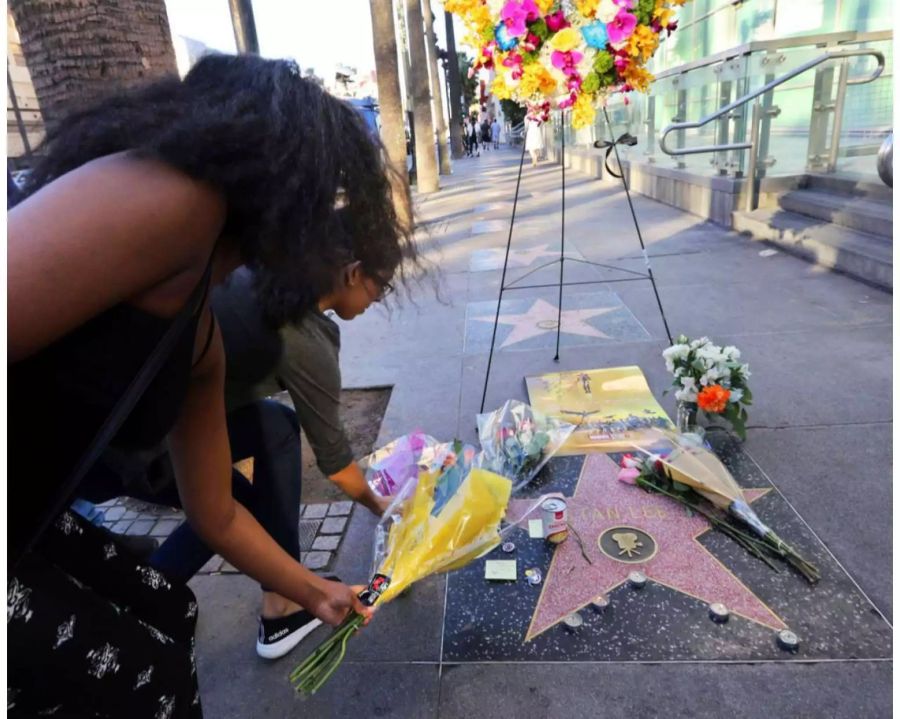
[374,494,393,517]
[306,578,375,627]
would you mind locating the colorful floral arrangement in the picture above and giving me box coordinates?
[445,0,689,128]
[662,335,752,439]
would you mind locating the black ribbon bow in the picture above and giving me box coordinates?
[593,132,638,179]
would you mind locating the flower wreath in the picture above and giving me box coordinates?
[445,0,690,127]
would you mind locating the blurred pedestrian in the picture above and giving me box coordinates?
[491,118,501,149]
[525,117,545,168]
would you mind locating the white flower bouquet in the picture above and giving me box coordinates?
[662,335,752,439]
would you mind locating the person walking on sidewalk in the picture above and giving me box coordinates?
[481,118,492,151]
[8,54,414,718]
[468,117,480,157]
[525,117,545,167]
[491,117,501,149]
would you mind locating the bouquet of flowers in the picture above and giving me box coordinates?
[474,399,575,491]
[292,403,570,695]
[445,0,691,128]
[662,335,752,439]
[620,430,819,583]
[361,431,442,497]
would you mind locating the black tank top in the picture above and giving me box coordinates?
[8,287,208,561]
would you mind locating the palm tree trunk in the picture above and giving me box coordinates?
[421,0,450,175]
[9,0,177,131]
[404,0,439,193]
[228,0,260,54]
[369,0,412,226]
[444,12,465,160]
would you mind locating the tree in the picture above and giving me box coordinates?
[369,0,412,225]
[421,0,450,175]
[9,0,177,131]
[443,11,465,159]
[404,0,439,193]
[501,99,526,128]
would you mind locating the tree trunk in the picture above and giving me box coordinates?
[369,0,412,226]
[404,0,439,193]
[444,12,465,160]
[9,0,177,131]
[421,0,450,175]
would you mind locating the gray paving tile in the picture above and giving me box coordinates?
[199,556,223,574]
[437,661,891,719]
[327,501,353,517]
[120,510,138,520]
[303,503,329,519]
[111,520,133,534]
[220,561,240,574]
[150,519,182,538]
[101,506,125,521]
[125,519,155,536]
[190,572,441,717]
[319,516,347,534]
[304,551,331,570]
[311,535,340,551]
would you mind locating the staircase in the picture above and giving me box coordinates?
[732,175,893,291]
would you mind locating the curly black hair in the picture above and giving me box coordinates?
[22,53,417,325]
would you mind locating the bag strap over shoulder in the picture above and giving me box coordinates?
[14,261,214,566]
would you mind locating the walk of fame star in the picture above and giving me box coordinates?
[507,454,786,641]
[473,298,620,349]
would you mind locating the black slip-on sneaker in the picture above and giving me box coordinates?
[256,610,322,660]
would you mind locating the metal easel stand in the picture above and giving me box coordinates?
[479,108,675,413]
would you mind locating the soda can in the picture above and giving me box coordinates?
[501,541,516,554]
[541,498,568,544]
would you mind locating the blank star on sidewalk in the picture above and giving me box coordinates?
[474,298,619,349]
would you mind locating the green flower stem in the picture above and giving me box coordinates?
[291,612,366,695]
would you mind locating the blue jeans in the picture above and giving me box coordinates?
[80,399,302,589]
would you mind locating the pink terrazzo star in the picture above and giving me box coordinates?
[508,454,787,640]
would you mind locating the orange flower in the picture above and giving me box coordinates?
[697,385,730,413]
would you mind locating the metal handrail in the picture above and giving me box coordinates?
[652,30,891,81]
[659,48,885,157]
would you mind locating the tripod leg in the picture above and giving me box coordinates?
[480,140,529,413]
[603,107,674,345]
[554,111,566,361]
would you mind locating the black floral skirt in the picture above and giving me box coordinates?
[8,511,202,718]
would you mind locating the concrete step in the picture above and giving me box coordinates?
[732,207,892,290]
[803,173,893,202]
[778,189,893,238]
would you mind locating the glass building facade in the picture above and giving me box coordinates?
[564,0,893,182]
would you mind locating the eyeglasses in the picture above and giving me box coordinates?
[363,276,394,302]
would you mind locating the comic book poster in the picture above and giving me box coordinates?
[525,366,674,454]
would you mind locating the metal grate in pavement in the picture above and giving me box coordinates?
[298,519,322,551]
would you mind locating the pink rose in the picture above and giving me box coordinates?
[617,467,640,484]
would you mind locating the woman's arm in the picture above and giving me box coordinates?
[167,318,371,626]
[8,153,226,362]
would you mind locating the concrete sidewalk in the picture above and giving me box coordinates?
[192,146,892,717]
